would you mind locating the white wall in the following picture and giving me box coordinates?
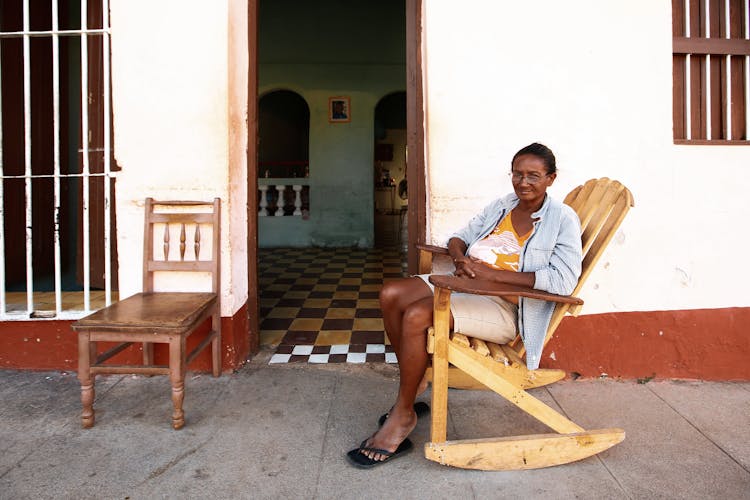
[110,0,248,316]
[423,0,750,314]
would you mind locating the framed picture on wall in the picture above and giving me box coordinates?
[329,96,351,123]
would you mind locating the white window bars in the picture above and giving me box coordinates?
[0,0,115,320]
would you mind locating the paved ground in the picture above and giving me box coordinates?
[1,349,749,500]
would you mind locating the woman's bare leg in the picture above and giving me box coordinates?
[362,295,453,461]
[379,277,433,354]
[379,277,433,396]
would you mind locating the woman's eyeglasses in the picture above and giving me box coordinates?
[509,172,549,185]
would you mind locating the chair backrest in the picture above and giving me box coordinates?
[513,178,633,355]
[564,178,634,298]
[142,198,221,294]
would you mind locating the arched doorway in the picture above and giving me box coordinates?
[258,90,310,227]
[259,90,309,179]
[246,0,426,357]
[373,91,407,250]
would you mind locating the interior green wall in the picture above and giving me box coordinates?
[258,0,405,248]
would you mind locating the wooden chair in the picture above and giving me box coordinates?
[72,198,222,430]
[419,178,634,470]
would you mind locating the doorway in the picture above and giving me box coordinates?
[247,0,425,351]
[373,91,407,251]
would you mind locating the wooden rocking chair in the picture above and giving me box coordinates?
[419,178,634,470]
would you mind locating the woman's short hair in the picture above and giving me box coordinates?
[512,143,557,174]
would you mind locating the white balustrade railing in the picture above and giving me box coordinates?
[258,178,309,217]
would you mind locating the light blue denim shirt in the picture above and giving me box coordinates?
[450,193,582,369]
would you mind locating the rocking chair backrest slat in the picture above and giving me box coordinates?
[580,182,623,255]
[570,179,611,232]
[577,189,633,291]
[512,178,634,357]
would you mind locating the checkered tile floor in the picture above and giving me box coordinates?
[259,246,407,364]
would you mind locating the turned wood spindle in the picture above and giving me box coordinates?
[194,225,201,260]
[180,223,186,260]
[163,224,170,260]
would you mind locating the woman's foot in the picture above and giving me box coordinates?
[377,375,431,425]
[378,401,430,426]
[361,405,418,462]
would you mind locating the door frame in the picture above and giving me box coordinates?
[246,0,260,351]
[405,0,426,275]
[245,0,426,348]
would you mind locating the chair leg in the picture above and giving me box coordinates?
[211,312,221,377]
[77,333,95,428]
[169,336,186,430]
[89,341,97,365]
[430,287,452,443]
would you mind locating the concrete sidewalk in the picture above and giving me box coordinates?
[1,350,749,500]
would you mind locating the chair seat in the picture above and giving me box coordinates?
[73,292,217,333]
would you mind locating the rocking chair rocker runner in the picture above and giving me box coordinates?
[419,178,633,470]
[72,198,222,430]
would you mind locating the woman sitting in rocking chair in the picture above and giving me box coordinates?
[346,142,582,469]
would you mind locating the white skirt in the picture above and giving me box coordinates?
[416,274,518,344]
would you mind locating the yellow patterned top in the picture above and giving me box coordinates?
[467,211,531,302]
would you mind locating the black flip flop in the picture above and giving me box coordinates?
[345,438,414,469]
[377,401,430,426]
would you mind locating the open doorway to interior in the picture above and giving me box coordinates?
[255,0,407,250]
[373,91,407,251]
[249,0,425,355]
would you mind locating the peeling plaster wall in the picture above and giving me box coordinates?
[422,0,750,315]
[110,0,248,317]
[227,0,250,316]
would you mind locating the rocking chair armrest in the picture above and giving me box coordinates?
[415,243,449,256]
[428,275,584,305]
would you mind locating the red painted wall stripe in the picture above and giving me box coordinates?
[0,302,252,373]
[0,306,747,380]
[543,307,750,380]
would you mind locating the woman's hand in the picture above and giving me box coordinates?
[453,257,480,279]
[456,257,536,287]
[453,257,471,278]
[448,238,473,277]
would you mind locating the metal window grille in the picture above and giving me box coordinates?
[0,0,116,320]
[673,0,750,144]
